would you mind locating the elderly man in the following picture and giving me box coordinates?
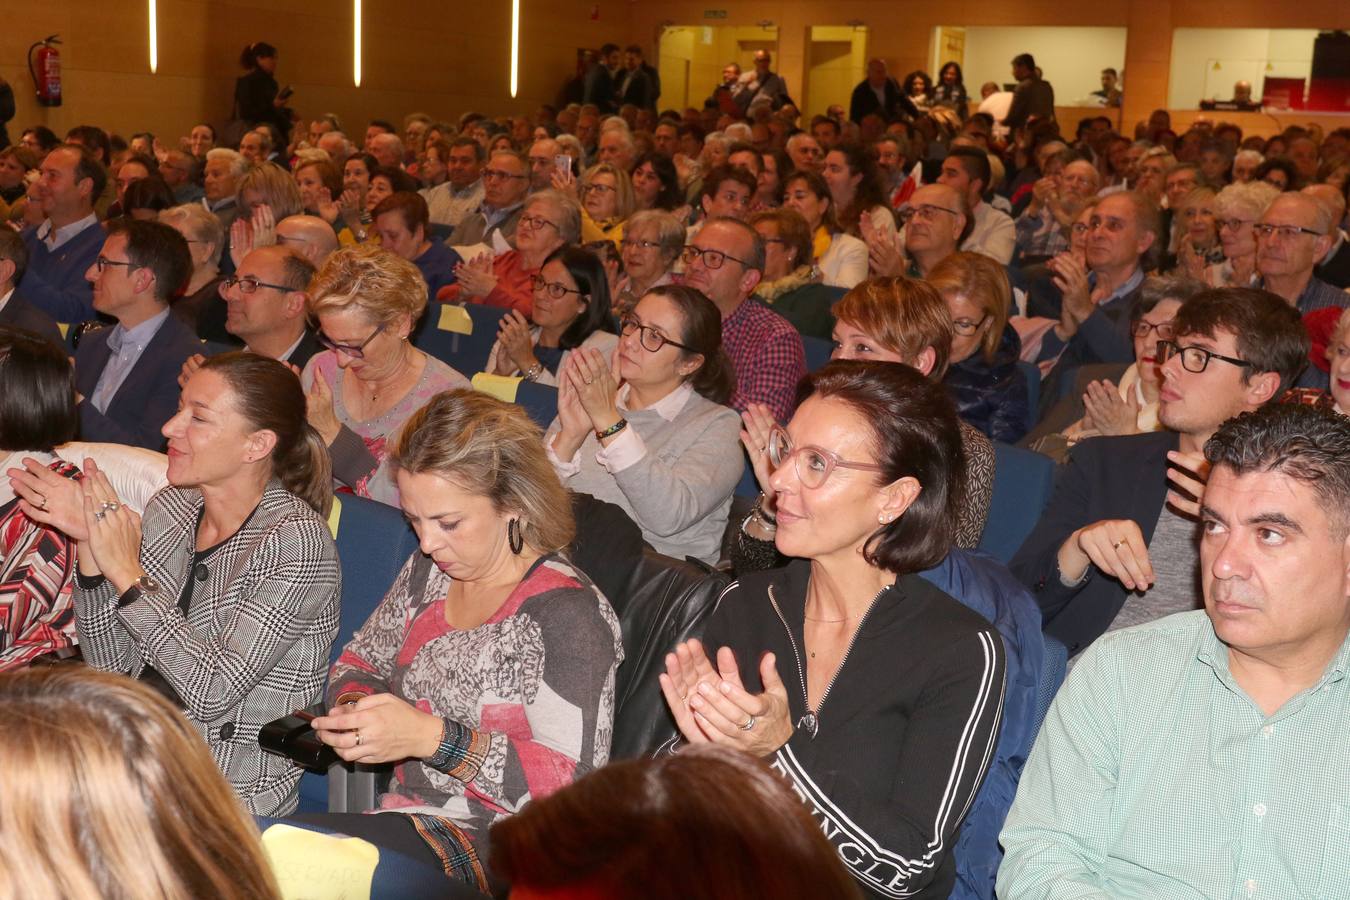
[274,214,339,266]
[448,149,530,249]
[1002,402,1350,899]
[316,131,352,169]
[785,132,824,174]
[849,58,916,125]
[679,218,804,421]
[1304,183,1350,289]
[597,128,636,172]
[159,150,203,205]
[1231,79,1258,109]
[898,183,967,278]
[1255,193,1344,316]
[19,144,105,321]
[733,50,793,115]
[422,136,484,229]
[373,192,462,300]
[525,137,562,193]
[1016,157,1100,263]
[202,148,247,231]
[1232,148,1263,184]
[369,132,405,170]
[938,146,1015,264]
[239,129,270,166]
[75,220,199,450]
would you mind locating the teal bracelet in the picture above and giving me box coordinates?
[595,418,628,440]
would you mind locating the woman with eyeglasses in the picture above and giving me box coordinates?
[545,285,741,564]
[486,246,618,385]
[579,162,635,249]
[660,360,1005,900]
[781,170,868,289]
[613,209,684,318]
[301,244,469,507]
[927,252,1030,444]
[748,207,837,340]
[159,203,230,342]
[1204,180,1280,288]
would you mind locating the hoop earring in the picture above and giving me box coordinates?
[508,518,524,555]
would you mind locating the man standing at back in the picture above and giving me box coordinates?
[1003,53,1055,132]
[20,144,105,322]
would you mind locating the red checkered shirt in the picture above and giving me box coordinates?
[722,298,806,423]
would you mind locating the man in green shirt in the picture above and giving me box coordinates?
[998,403,1350,899]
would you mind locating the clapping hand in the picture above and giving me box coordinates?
[658,638,795,757]
[453,253,497,299]
[1081,379,1140,436]
[494,310,537,374]
[228,204,277,269]
[565,348,621,428]
[1050,252,1094,339]
[316,188,340,224]
[77,461,145,592]
[9,456,90,541]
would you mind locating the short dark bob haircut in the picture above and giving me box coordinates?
[796,359,965,574]
[543,245,618,351]
[0,326,78,452]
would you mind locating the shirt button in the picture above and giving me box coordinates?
[1261,724,1273,738]
[1245,878,1257,895]
[1253,802,1267,817]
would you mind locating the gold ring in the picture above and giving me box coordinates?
[355,729,362,747]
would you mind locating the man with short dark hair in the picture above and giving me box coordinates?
[1004,53,1055,131]
[1002,401,1350,898]
[216,245,320,366]
[705,62,741,112]
[938,146,1015,263]
[679,217,805,421]
[1091,68,1121,107]
[810,115,841,152]
[448,149,530,249]
[373,191,462,300]
[617,45,657,110]
[423,136,485,228]
[364,119,396,153]
[693,165,756,238]
[1011,287,1310,657]
[653,121,679,158]
[0,229,62,347]
[583,44,622,114]
[75,220,199,450]
[849,57,917,125]
[19,144,106,322]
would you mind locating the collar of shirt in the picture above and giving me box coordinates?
[1196,621,1350,713]
[0,287,13,315]
[451,179,483,200]
[38,212,99,251]
[107,307,171,356]
[1088,266,1145,305]
[247,330,307,363]
[617,380,693,422]
[203,197,235,214]
[480,200,524,228]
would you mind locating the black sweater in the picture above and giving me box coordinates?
[696,560,1006,900]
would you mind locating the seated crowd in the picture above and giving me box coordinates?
[1,36,1350,900]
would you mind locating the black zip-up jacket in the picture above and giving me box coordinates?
[696,559,1006,900]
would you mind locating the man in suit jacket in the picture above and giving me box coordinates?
[76,219,200,451]
[1010,287,1308,657]
[849,58,919,125]
[0,229,63,348]
[1003,53,1055,131]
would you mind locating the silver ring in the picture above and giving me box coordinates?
[94,510,107,522]
[36,495,47,511]
[101,500,120,513]
[355,729,362,747]
[740,715,756,732]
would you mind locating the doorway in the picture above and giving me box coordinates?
[804,26,867,121]
[658,25,780,112]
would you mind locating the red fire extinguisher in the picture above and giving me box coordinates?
[28,35,63,108]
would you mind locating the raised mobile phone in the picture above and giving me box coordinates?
[554,154,572,177]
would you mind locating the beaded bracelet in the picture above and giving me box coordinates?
[595,418,628,441]
[522,362,544,382]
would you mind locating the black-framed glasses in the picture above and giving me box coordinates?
[767,426,883,490]
[1157,339,1253,374]
[898,203,960,224]
[681,245,752,271]
[220,275,292,295]
[1253,223,1324,240]
[482,168,527,182]
[518,214,558,232]
[318,322,386,358]
[620,315,694,353]
[1132,319,1176,340]
[951,314,989,337]
[94,255,140,274]
[582,182,617,195]
[531,275,584,299]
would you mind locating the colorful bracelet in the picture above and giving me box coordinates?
[595,418,628,441]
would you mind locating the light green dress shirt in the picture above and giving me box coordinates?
[997,609,1350,900]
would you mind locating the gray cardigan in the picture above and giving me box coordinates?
[548,383,742,563]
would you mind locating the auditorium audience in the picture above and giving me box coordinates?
[486,245,618,384]
[303,390,622,893]
[546,284,740,563]
[14,352,340,815]
[748,207,836,339]
[781,170,868,289]
[613,208,683,317]
[20,143,105,322]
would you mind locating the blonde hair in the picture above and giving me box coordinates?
[307,243,428,329]
[0,667,280,900]
[392,390,575,554]
[926,251,1013,363]
[237,161,303,219]
[582,162,635,221]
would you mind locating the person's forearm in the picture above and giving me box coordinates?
[1056,529,1091,584]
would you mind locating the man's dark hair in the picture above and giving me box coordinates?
[105,219,193,304]
[946,146,991,195]
[810,115,840,137]
[65,125,110,165]
[1204,404,1350,539]
[700,164,757,205]
[624,45,643,57]
[121,152,160,176]
[276,248,317,293]
[600,43,621,56]
[1102,67,1118,78]
[1013,53,1036,71]
[368,119,397,135]
[726,141,762,175]
[370,165,420,195]
[22,126,60,153]
[0,229,29,285]
[0,326,78,451]
[449,135,486,163]
[58,144,108,206]
[1131,275,1205,326]
[372,191,430,236]
[121,176,175,217]
[1172,287,1310,393]
[193,122,217,141]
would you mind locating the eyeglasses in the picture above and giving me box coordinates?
[582,182,617,195]
[1253,223,1324,240]
[1131,319,1176,340]
[620,238,661,251]
[220,275,291,295]
[767,426,883,490]
[318,322,386,358]
[951,314,989,337]
[1157,339,1253,374]
[680,245,753,271]
[518,214,558,232]
[482,168,527,182]
[620,315,695,353]
[94,256,140,274]
[1216,217,1253,233]
[531,275,584,299]
[898,203,960,224]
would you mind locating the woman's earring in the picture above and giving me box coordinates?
[508,517,524,555]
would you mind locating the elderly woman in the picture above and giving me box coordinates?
[0,329,81,670]
[12,353,341,816]
[614,209,683,318]
[546,285,742,564]
[364,166,420,219]
[160,203,230,341]
[748,208,836,339]
[229,162,305,270]
[1169,185,1223,278]
[0,145,37,224]
[437,189,580,318]
[304,390,623,893]
[486,246,618,385]
[302,245,469,506]
[928,252,1030,444]
[294,157,344,219]
[782,170,868,289]
[1206,180,1281,287]
[661,360,1005,900]
[580,162,635,247]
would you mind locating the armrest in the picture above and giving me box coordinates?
[325,760,393,813]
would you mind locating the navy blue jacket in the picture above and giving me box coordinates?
[945,324,1030,444]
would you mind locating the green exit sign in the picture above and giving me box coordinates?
[703,9,728,18]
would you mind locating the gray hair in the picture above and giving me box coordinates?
[525,189,582,245]
[1214,180,1280,223]
[158,203,224,268]
[625,209,685,263]
[205,147,249,179]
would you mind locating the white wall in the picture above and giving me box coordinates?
[1167,28,1319,107]
[954,27,1127,105]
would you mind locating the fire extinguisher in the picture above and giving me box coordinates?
[28,35,63,108]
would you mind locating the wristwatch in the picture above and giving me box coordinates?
[117,573,162,608]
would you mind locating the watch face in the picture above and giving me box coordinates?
[138,575,161,593]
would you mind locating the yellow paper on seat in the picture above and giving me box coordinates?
[472,372,522,403]
[437,304,473,334]
[326,495,343,539]
[260,822,379,900]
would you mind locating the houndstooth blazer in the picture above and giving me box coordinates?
[73,481,340,816]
